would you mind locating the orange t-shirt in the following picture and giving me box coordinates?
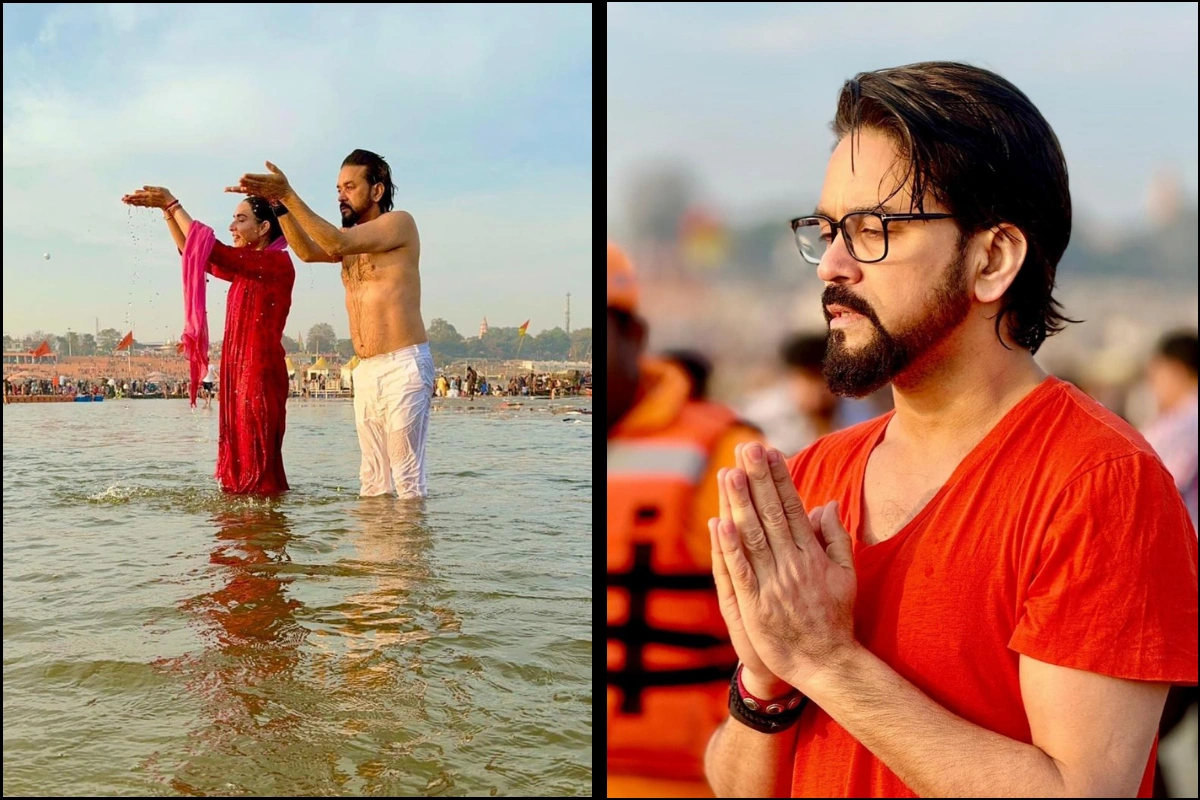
[783,377,1198,798]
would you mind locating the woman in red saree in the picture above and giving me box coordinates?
[122,186,295,495]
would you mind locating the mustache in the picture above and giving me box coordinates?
[821,285,879,325]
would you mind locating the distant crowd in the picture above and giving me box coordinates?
[5,369,594,402]
[3,376,187,399]
[434,368,591,398]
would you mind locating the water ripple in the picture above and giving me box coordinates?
[4,399,592,796]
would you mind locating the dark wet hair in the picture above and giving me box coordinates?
[243,196,284,244]
[342,149,395,213]
[832,61,1079,354]
[1156,330,1199,377]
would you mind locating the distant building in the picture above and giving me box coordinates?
[3,351,56,365]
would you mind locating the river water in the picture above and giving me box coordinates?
[2,397,592,796]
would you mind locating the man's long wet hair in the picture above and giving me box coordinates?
[342,149,395,213]
[244,196,284,244]
[832,61,1079,354]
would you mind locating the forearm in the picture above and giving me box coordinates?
[280,188,345,257]
[704,715,798,797]
[166,201,194,248]
[804,646,1067,798]
[164,213,187,252]
[277,212,333,263]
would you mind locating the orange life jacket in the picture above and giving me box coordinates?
[607,363,740,784]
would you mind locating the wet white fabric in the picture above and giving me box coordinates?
[351,342,435,498]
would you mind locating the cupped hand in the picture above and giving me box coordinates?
[225,161,290,201]
[121,186,176,209]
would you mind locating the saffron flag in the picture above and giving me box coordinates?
[116,331,134,352]
[518,319,530,337]
[30,340,52,358]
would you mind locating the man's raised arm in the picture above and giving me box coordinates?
[227,161,413,260]
[276,212,339,264]
[227,161,343,261]
[275,187,348,259]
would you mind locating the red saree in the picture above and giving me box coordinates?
[203,235,295,495]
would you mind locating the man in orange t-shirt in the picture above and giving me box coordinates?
[703,61,1198,798]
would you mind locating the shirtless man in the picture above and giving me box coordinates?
[227,150,434,499]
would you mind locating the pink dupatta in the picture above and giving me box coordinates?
[180,223,291,408]
[263,235,289,255]
[181,222,216,408]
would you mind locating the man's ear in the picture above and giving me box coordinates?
[372,183,384,204]
[973,223,1027,305]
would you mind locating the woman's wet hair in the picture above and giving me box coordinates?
[244,196,284,244]
[833,61,1079,354]
[342,148,395,213]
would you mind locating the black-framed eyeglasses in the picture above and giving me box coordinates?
[789,211,956,265]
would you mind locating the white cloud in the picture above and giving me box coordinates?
[105,3,143,33]
[36,13,63,44]
[32,4,149,47]
[606,3,1197,230]
[3,5,592,339]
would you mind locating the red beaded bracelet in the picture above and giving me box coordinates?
[736,663,805,714]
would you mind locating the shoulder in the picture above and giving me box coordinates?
[710,421,765,464]
[1011,377,1165,488]
[264,246,297,275]
[382,209,415,228]
[676,399,762,452]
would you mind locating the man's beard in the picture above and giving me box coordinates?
[340,204,361,227]
[822,244,972,398]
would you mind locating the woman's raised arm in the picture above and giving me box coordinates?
[121,185,192,251]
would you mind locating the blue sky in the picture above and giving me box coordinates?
[3,3,592,344]
[608,2,1198,234]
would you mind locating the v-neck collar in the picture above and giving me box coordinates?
[848,376,1061,553]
